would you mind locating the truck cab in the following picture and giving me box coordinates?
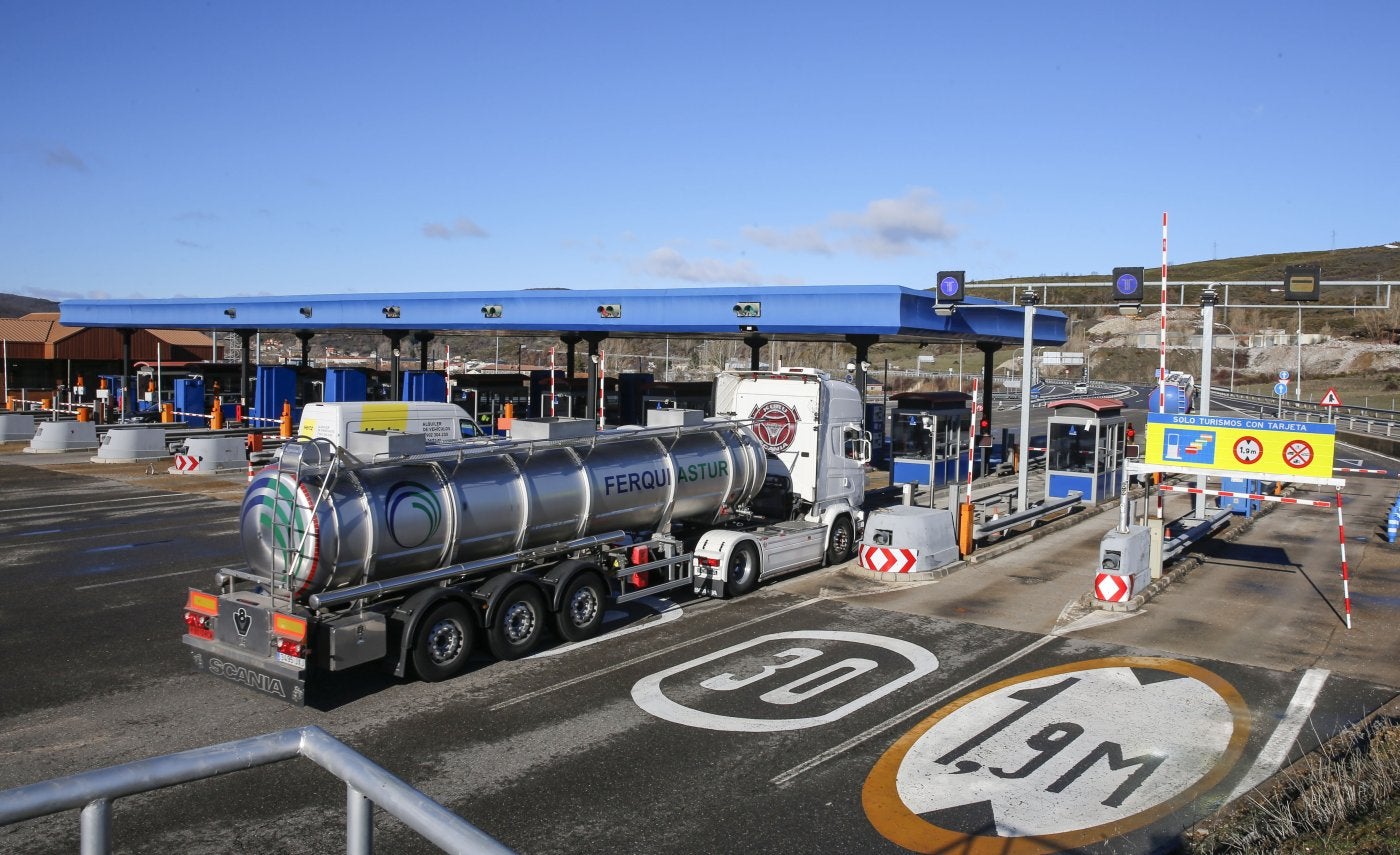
[692,368,870,598]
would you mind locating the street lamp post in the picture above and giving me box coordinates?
[1213,321,1239,392]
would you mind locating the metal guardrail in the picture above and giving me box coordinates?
[973,491,1083,540]
[0,725,514,855]
[1209,388,1400,437]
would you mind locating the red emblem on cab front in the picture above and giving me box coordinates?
[750,400,799,453]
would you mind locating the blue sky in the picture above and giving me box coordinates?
[3,1,1397,301]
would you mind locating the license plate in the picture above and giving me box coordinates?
[277,652,307,669]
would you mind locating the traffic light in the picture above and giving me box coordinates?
[1112,267,1145,303]
[1282,264,1321,301]
[935,271,965,303]
[597,304,622,319]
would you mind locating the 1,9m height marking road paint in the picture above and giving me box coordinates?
[863,657,1249,853]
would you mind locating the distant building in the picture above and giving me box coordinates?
[1,312,213,396]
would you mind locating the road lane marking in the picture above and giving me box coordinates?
[490,596,824,711]
[1225,667,1329,804]
[771,634,1058,787]
[75,565,239,591]
[528,596,683,659]
[5,493,212,513]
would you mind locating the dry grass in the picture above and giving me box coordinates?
[1186,716,1400,854]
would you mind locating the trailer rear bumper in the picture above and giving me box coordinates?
[184,634,308,706]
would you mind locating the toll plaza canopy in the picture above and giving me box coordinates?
[59,284,1068,346]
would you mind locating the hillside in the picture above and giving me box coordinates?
[0,294,58,317]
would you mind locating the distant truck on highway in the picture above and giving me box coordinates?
[183,368,871,704]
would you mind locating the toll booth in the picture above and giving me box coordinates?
[865,401,887,467]
[252,365,296,428]
[1218,477,1261,517]
[641,380,714,416]
[1045,398,1126,504]
[888,391,972,487]
[324,368,368,403]
[529,369,572,418]
[401,370,448,403]
[173,378,206,427]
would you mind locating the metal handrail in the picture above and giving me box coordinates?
[0,725,513,855]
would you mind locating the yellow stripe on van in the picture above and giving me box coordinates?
[359,402,411,431]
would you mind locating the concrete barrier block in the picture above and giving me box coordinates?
[92,425,169,463]
[24,420,99,453]
[170,435,246,474]
[0,413,36,442]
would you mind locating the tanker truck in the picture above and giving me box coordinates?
[182,368,871,705]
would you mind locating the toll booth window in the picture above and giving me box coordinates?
[1050,423,1098,473]
[891,413,931,459]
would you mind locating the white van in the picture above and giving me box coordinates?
[297,402,478,448]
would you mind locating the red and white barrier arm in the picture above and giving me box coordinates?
[1155,484,1334,508]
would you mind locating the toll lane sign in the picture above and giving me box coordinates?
[864,657,1249,853]
[1145,413,1334,479]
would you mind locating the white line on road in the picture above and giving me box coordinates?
[490,596,825,711]
[1225,667,1330,804]
[75,565,240,591]
[6,493,210,513]
[770,633,1060,787]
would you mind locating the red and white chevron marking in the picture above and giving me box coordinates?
[1155,484,1333,508]
[1094,572,1133,603]
[172,453,201,473]
[859,545,919,574]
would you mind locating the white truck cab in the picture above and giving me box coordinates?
[692,368,870,597]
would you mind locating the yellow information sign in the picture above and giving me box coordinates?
[1145,413,1335,479]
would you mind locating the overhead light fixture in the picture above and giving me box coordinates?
[739,324,758,333]
[382,306,401,319]
[733,301,761,318]
[299,306,313,318]
[223,308,237,319]
[933,306,955,317]
[481,304,503,318]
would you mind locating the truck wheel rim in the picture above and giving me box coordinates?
[567,587,599,627]
[833,525,850,555]
[427,619,463,664]
[502,601,537,643]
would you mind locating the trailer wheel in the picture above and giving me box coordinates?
[825,515,855,566]
[554,570,607,643]
[724,542,760,598]
[411,600,475,682]
[489,585,546,660]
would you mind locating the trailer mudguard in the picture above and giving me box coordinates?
[388,587,477,678]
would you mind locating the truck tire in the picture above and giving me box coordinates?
[724,542,760,598]
[410,600,475,682]
[825,515,855,566]
[489,585,546,660]
[554,570,607,643]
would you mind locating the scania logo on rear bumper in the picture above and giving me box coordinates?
[206,656,287,699]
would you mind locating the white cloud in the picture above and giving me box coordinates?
[744,188,957,258]
[639,247,802,286]
[422,217,488,240]
[742,225,832,255]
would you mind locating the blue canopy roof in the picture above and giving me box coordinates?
[59,284,1068,346]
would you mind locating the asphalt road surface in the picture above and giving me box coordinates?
[1,441,1397,854]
